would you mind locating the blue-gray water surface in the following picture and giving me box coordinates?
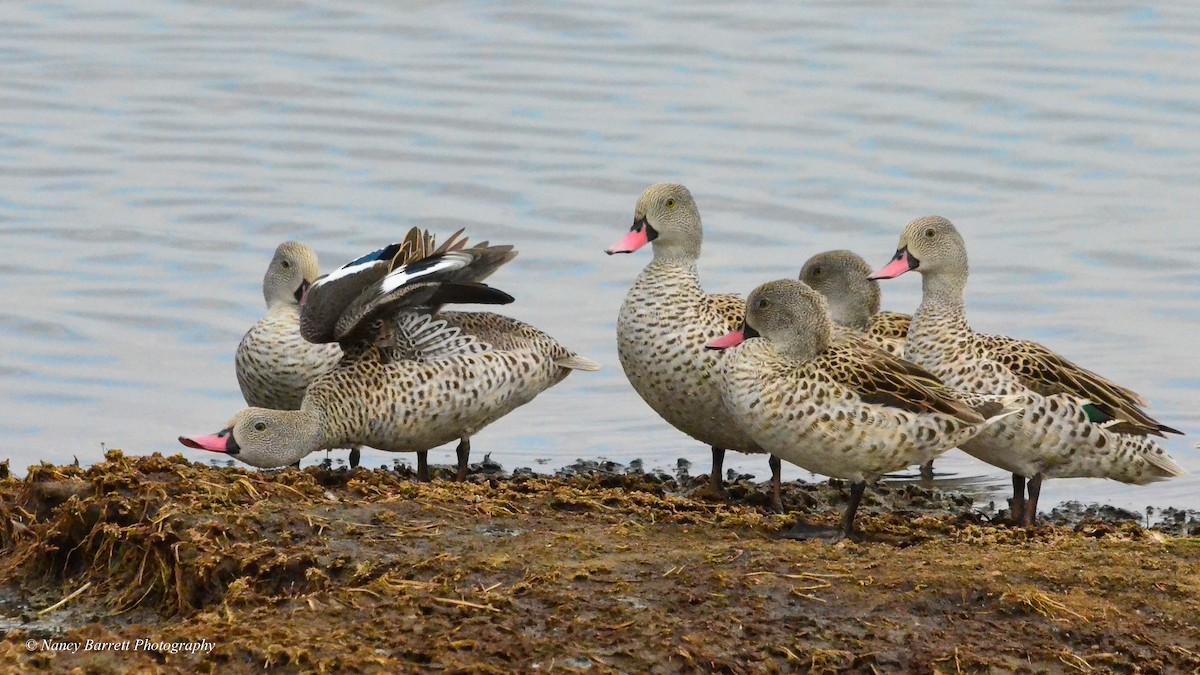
[2,1,1198,512]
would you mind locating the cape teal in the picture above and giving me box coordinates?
[707,279,1011,539]
[799,249,936,479]
[871,215,1185,525]
[182,234,598,476]
[234,241,342,412]
[606,183,780,509]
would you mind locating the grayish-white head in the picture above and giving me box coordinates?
[870,216,969,297]
[743,279,834,362]
[605,183,703,261]
[263,241,321,309]
[799,250,881,331]
[179,407,321,469]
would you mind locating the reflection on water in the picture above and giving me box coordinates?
[1,1,1197,510]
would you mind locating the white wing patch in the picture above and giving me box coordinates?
[379,253,473,295]
[394,312,493,361]
[313,244,398,290]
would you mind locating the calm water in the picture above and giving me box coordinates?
[2,1,1198,511]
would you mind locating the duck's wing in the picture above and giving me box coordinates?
[300,239,408,344]
[817,337,985,425]
[333,248,516,347]
[385,311,496,362]
[302,231,517,346]
[974,333,1180,436]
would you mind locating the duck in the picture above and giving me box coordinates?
[799,250,910,357]
[234,241,347,464]
[605,183,781,509]
[870,215,1185,525]
[798,250,937,479]
[706,279,1010,540]
[181,235,599,476]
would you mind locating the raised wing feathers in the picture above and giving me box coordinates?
[302,229,517,350]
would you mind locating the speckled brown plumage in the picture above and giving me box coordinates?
[235,241,342,411]
[607,184,778,506]
[306,311,588,453]
[712,280,1003,537]
[873,215,1184,525]
[183,237,597,473]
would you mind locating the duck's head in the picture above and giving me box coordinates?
[264,241,321,308]
[179,408,317,469]
[707,279,832,361]
[870,215,968,282]
[799,250,880,331]
[605,183,702,260]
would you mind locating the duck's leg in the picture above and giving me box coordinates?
[705,446,728,499]
[349,447,361,469]
[840,481,867,539]
[1022,473,1043,527]
[417,451,430,482]
[779,481,864,542]
[1010,474,1026,525]
[455,437,470,481]
[919,459,934,480]
[291,460,301,469]
[768,455,783,513]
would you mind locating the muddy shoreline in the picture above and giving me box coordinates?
[1,451,1198,673]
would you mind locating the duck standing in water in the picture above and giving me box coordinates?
[606,183,782,510]
[799,250,938,479]
[707,279,1010,540]
[870,216,1185,525]
[181,234,598,476]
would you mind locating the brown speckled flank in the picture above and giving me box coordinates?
[608,183,781,507]
[235,242,342,411]
[305,311,588,455]
[874,216,1185,525]
[712,280,1006,538]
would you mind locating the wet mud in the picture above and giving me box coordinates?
[1,451,1198,673]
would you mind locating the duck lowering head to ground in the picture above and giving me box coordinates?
[798,249,936,479]
[706,279,1014,540]
[181,233,599,476]
[605,183,782,510]
[870,215,1185,526]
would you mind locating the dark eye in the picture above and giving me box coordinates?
[281,260,292,269]
[924,228,935,238]
[811,266,822,277]
[757,298,769,309]
[665,198,676,208]
[254,422,266,432]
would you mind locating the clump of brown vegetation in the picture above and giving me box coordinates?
[0,450,1197,673]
